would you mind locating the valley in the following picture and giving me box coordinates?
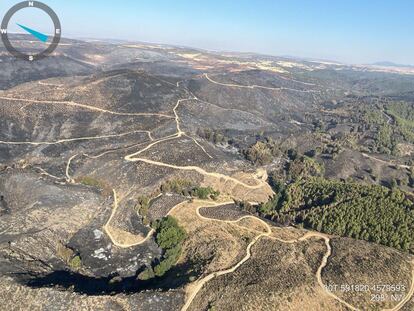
[0,36,414,311]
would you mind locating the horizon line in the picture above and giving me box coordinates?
[6,32,414,68]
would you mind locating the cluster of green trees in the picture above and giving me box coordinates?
[69,255,82,269]
[261,177,414,253]
[197,128,228,144]
[257,178,287,215]
[236,171,289,218]
[361,101,414,154]
[243,141,273,165]
[190,186,220,200]
[134,195,151,225]
[160,179,194,195]
[135,183,219,280]
[386,102,414,144]
[160,179,220,200]
[56,243,82,270]
[387,102,414,124]
[361,106,396,154]
[322,143,342,159]
[138,216,186,280]
[375,124,396,154]
[363,109,387,126]
[243,138,281,165]
[286,155,325,181]
[243,138,327,170]
[242,150,325,218]
[234,199,255,213]
[312,120,326,132]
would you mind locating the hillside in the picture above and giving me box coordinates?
[0,36,413,311]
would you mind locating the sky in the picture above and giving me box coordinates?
[1,0,413,65]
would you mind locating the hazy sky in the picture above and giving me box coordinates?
[1,0,413,64]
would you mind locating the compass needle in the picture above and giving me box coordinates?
[16,23,48,42]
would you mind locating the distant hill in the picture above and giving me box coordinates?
[372,61,414,68]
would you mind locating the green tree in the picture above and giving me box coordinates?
[144,216,187,278]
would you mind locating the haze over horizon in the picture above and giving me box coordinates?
[1,0,413,65]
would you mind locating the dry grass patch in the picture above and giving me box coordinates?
[170,201,257,274]
[104,225,146,246]
[323,237,413,310]
[188,237,344,311]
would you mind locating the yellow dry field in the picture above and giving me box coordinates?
[170,200,258,274]
[104,225,145,246]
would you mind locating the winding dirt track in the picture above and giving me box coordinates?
[181,202,272,311]
[37,81,63,87]
[0,96,174,118]
[125,157,267,190]
[0,130,152,145]
[185,203,414,311]
[34,166,64,181]
[101,192,368,310]
[362,153,411,169]
[181,203,360,311]
[103,189,155,248]
[65,154,78,183]
[384,262,414,311]
[102,190,199,248]
[204,73,319,93]
[2,75,413,311]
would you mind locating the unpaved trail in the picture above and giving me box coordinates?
[103,192,191,248]
[173,98,187,135]
[121,96,266,191]
[125,156,267,190]
[188,204,414,311]
[204,73,319,93]
[382,110,393,125]
[300,233,359,311]
[124,97,213,160]
[2,73,411,311]
[384,260,414,311]
[65,154,78,183]
[0,96,174,118]
[276,74,317,86]
[362,153,411,169]
[34,166,65,181]
[101,102,270,247]
[103,189,155,248]
[183,204,362,311]
[185,134,213,159]
[180,200,272,311]
[37,81,63,87]
[0,130,152,145]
